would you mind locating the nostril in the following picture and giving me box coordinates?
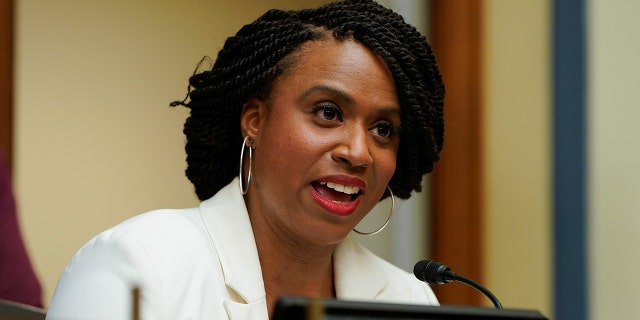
[331,141,372,168]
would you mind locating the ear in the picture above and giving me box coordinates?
[240,98,265,139]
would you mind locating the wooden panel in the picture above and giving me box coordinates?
[429,0,485,306]
[0,0,13,168]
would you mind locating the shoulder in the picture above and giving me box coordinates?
[71,207,216,277]
[48,208,220,319]
[106,208,207,244]
[110,207,203,234]
[76,208,211,260]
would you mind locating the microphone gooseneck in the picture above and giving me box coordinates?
[413,259,503,309]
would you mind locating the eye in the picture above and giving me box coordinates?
[370,121,401,139]
[312,103,343,122]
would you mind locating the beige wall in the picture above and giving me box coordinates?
[15,0,331,307]
[588,1,640,318]
[483,0,551,316]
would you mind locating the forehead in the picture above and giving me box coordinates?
[270,39,399,105]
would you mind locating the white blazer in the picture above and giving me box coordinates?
[47,178,438,319]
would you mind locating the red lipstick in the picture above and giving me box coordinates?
[309,175,366,216]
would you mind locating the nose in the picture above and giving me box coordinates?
[331,126,374,168]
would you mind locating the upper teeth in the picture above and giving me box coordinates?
[321,181,360,195]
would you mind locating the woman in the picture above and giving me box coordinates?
[47,0,445,319]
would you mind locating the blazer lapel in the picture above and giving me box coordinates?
[334,236,387,300]
[199,178,267,306]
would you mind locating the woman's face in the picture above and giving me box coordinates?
[242,38,400,246]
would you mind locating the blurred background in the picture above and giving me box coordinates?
[1,0,638,319]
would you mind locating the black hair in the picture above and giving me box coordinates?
[173,0,445,201]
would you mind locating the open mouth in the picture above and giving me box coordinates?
[311,181,362,203]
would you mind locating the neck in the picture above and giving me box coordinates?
[249,211,337,316]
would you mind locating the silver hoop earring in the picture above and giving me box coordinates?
[239,136,253,195]
[353,186,395,236]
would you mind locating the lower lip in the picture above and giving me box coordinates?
[309,185,361,216]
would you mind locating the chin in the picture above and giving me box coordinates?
[305,230,351,246]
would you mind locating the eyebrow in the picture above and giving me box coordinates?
[296,85,354,104]
[376,107,401,117]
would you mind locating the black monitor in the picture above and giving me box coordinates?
[273,296,548,320]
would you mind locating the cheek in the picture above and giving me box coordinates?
[376,149,398,181]
[254,117,318,176]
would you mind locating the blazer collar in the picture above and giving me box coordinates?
[334,236,389,300]
[198,178,266,303]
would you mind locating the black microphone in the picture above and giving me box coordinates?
[413,259,503,309]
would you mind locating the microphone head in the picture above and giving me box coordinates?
[413,259,453,285]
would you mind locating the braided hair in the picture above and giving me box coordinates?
[174,0,445,201]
